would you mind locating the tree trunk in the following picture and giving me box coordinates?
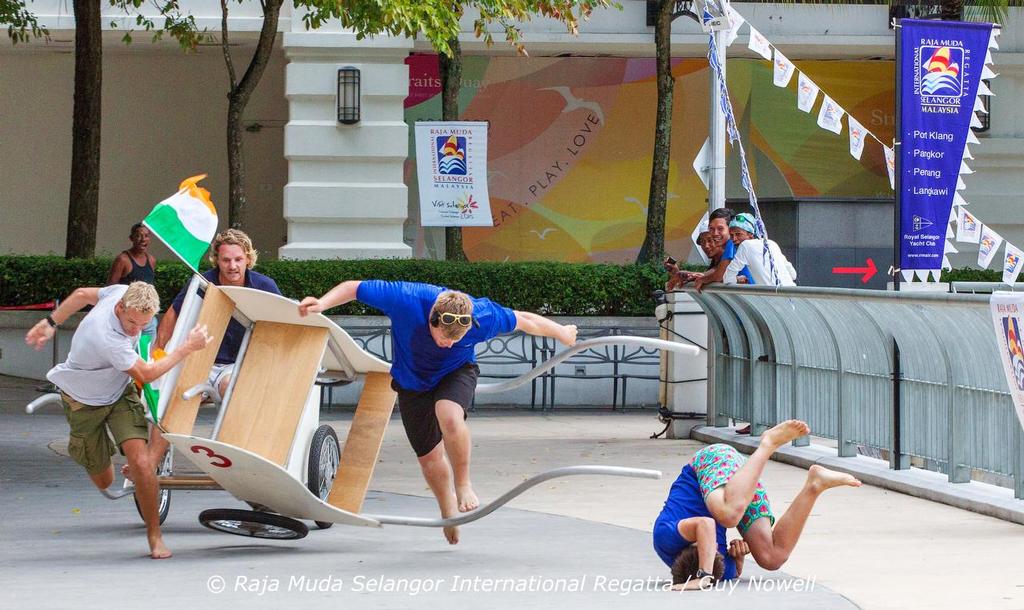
[224,0,283,229]
[439,37,468,262]
[226,99,244,228]
[66,0,102,259]
[637,0,674,265]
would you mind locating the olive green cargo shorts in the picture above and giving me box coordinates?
[61,385,149,475]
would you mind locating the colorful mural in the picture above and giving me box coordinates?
[404,55,894,263]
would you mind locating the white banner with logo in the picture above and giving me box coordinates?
[979,225,1003,269]
[990,292,1024,433]
[415,121,493,226]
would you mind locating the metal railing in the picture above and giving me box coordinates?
[320,325,662,410]
[682,285,1024,499]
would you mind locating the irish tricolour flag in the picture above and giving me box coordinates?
[143,174,217,271]
[135,334,164,422]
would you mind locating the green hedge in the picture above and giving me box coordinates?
[0,256,702,317]
[939,267,1002,283]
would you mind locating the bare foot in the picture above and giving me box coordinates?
[148,535,172,559]
[807,464,862,492]
[759,419,809,450]
[121,464,135,483]
[443,525,460,545]
[456,485,479,513]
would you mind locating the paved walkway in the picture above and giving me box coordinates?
[3,375,1023,608]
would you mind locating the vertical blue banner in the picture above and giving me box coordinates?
[898,19,992,271]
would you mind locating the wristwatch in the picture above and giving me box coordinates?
[695,568,716,584]
[45,315,59,328]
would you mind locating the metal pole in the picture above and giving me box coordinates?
[893,19,903,291]
[891,337,903,470]
[708,26,727,214]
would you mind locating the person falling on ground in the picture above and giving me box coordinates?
[653,420,861,589]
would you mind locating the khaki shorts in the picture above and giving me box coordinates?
[61,385,150,475]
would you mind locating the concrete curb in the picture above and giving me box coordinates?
[691,426,1024,526]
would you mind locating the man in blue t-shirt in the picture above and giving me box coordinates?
[693,208,754,290]
[300,280,578,545]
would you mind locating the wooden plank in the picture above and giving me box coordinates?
[157,475,222,490]
[217,286,390,375]
[160,285,235,435]
[328,372,396,514]
[216,321,328,466]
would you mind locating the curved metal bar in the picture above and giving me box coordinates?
[25,393,63,414]
[364,465,661,527]
[98,487,134,500]
[475,336,699,395]
[183,383,216,401]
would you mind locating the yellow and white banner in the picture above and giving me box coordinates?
[990,292,1024,433]
[415,121,493,227]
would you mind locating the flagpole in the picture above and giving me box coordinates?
[709,24,726,215]
[893,18,903,292]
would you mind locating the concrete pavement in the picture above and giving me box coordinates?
[3,374,1023,608]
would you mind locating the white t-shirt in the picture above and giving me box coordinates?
[47,284,141,406]
[725,239,798,286]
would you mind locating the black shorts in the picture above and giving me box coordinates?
[392,364,479,457]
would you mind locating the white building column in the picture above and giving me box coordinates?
[665,292,709,438]
[279,31,412,259]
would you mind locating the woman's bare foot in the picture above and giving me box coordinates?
[807,464,862,492]
[456,485,479,512]
[148,535,172,559]
[759,420,809,450]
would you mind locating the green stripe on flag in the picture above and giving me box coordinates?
[137,334,161,422]
[145,204,210,270]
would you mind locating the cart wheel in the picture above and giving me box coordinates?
[307,424,340,530]
[199,508,308,540]
[134,450,172,525]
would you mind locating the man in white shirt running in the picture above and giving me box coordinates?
[25,281,211,559]
[724,213,797,287]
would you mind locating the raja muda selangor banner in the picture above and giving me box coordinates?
[898,19,992,272]
[415,121,493,227]
[990,292,1024,433]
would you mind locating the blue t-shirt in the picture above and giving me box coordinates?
[722,239,755,285]
[653,465,738,580]
[357,280,518,392]
[171,268,282,364]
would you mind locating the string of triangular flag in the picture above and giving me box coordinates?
[705,2,780,286]
[720,3,896,186]
[949,191,1022,285]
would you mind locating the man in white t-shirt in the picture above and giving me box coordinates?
[724,213,798,286]
[25,281,211,559]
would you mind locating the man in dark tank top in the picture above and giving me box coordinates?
[108,223,158,336]
[108,223,157,286]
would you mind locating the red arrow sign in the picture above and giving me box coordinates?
[832,258,877,283]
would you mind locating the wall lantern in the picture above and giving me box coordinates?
[337,67,361,125]
[977,79,991,133]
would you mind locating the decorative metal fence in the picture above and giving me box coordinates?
[319,324,663,410]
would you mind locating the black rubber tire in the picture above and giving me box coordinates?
[134,451,172,525]
[307,424,341,530]
[134,488,171,525]
[198,508,308,540]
